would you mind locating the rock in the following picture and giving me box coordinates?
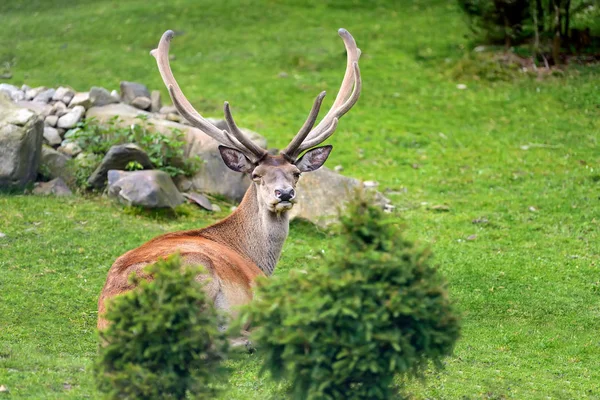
[40,145,74,182]
[166,112,181,122]
[0,83,19,95]
[25,86,46,101]
[44,115,58,127]
[0,232,6,238]
[430,204,450,212]
[288,167,390,227]
[363,180,379,189]
[151,90,162,113]
[0,95,44,189]
[182,192,213,211]
[159,105,178,114]
[15,101,53,117]
[0,83,24,101]
[4,108,36,126]
[43,126,62,146]
[174,175,192,192]
[32,177,72,196]
[120,81,150,104]
[131,96,151,110]
[86,104,267,202]
[107,169,185,208]
[68,92,91,109]
[33,88,56,103]
[89,86,118,107]
[57,106,85,129]
[110,89,120,102]
[212,204,221,212]
[58,141,82,157]
[52,87,75,104]
[334,165,344,172]
[87,144,153,189]
[51,101,68,117]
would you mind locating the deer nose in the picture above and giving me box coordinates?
[275,188,295,202]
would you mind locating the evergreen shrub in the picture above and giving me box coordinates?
[95,255,229,399]
[243,193,461,399]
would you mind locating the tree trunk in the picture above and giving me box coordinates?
[536,0,544,33]
[564,0,571,39]
[552,4,562,64]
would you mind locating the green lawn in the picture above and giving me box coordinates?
[1,0,600,399]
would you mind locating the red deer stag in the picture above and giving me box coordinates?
[97,28,361,330]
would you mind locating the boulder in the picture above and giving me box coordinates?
[107,169,185,209]
[68,92,91,109]
[120,81,150,104]
[150,90,162,113]
[57,105,85,129]
[0,84,24,101]
[58,141,82,157]
[182,192,213,211]
[43,126,62,146]
[32,178,72,196]
[131,96,151,110]
[40,145,74,182]
[51,101,68,117]
[89,86,118,107]
[110,90,120,102]
[87,143,153,189]
[52,87,75,104]
[15,101,53,117]
[44,115,58,127]
[86,104,267,202]
[0,96,44,189]
[25,86,46,101]
[33,88,56,103]
[288,167,391,227]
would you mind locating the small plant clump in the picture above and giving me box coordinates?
[95,255,229,400]
[66,115,200,189]
[243,192,461,400]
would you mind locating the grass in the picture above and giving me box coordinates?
[1,0,599,398]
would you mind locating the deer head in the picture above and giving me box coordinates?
[151,29,361,213]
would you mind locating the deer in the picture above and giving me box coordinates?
[97,28,361,332]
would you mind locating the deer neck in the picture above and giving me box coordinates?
[202,183,289,276]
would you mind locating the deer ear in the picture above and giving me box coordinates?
[218,146,255,173]
[295,145,332,172]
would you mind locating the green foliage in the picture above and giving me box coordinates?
[243,193,460,400]
[65,115,201,189]
[458,0,531,45]
[94,255,229,399]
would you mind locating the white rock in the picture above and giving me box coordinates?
[44,115,59,127]
[10,90,25,102]
[57,106,85,129]
[68,92,91,109]
[58,141,82,157]
[52,86,75,103]
[0,83,19,93]
[334,165,344,172]
[25,86,46,100]
[212,204,222,212]
[363,180,379,189]
[51,101,68,117]
[21,84,31,92]
[110,89,120,102]
[6,108,36,126]
[456,84,467,90]
[33,88,56,103]
[43,126,62,146]
[131,96,151,110]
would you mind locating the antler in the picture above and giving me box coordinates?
[150,30,267,163]
[281,28,362,161]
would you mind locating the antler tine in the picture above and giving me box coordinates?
[224,102,267,160]
[281,91,327,160]
[282,28,362,161]
[305,29,361,142]
[151,30,261,162]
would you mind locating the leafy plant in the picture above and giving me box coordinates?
[95,254,229,400]
[64,115,201,188]
[242,192,461,400]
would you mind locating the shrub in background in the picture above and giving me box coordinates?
[243,192,460,399]
[66,115,200,189]
[95,255,229,399]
